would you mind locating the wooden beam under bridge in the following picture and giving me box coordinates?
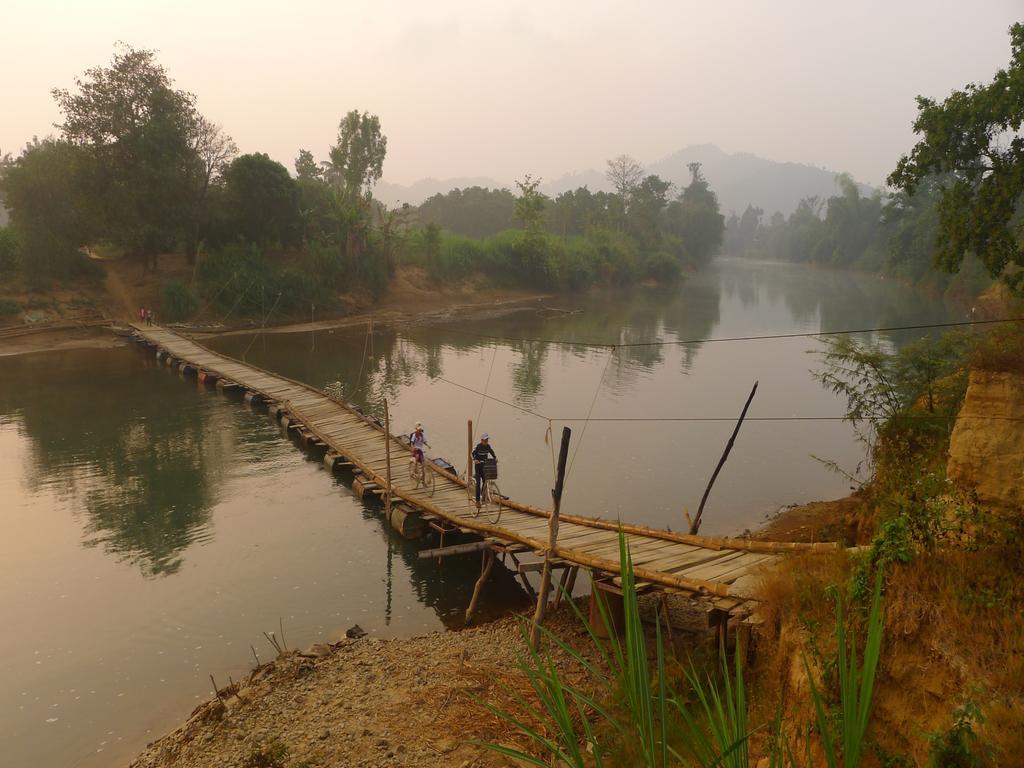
[417,540,492,560]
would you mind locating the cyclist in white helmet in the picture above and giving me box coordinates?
[409,421,429,466]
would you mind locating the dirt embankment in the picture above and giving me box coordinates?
[754,496,862,545]
[947,369,1024,508]
[129,610,595,768]
[0,256,550,358]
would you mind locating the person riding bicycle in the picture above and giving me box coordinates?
[472,433,497,507]
[410,422,429,465]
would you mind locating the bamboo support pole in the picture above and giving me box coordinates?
[466,419,473,504]
[690,381,758,535]
[383,399,392,523]
[530,426,571,649]
[552,564,573,608]
[464,548,495,625]
[564,565,580,598]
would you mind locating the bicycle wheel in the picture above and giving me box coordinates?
[424,467,436,496]
[407,460,417,485]
[471,478,483,516]
[489,482,502,525]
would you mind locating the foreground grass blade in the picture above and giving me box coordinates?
[804,570,885,768]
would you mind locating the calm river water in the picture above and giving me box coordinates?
[0,258,960,767]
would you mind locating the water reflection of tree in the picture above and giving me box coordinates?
[508,341,548,407]
[655,277,722,372]
[219,280,725,415]
[717,259,762,311]
[218,261,952,423]
[715,258,959,350]
[0,350,230,576]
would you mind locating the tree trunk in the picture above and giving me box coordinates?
[185,228,199,266]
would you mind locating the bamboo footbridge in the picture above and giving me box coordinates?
[131,324,835,629]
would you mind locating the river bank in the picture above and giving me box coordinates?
[128,608,598,768]
[2,258,977,767]
[0,251,552,358]
[0,291,550,358]
[125,488,849,768]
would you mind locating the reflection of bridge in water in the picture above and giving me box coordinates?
[131,324,835,633]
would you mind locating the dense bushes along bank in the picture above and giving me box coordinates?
[0,46,723,322]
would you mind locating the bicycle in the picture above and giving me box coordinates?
[408,454,436,496]
[472,458,503,524]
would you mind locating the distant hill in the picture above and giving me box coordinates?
[644,144,876,217]
[373,144,876,216]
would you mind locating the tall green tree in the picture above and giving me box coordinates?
[418,186,516,238]
[325,110,387,199]
[52,45,199,267]
[514,174,546,234]
[665,162,724,268]
[628,174,673,249]
[183,116,236,264]
[513,174,550,283]
[323,111,388,279]
[290,148,337,244]
[606,154,644,211]
[889,22,1024,290]
[547,187,611,237]
[218,153,300,247]
[0,226,17,275]
[884,177,943,281]
[733,204,764,255]
[820,173,884,267]
[294,148,322,181]
[1,139,97,277]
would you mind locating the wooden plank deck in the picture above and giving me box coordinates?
[131,324,836,600]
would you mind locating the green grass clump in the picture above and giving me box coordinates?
[0,298,21,318]
[481,530,887,767]
[805,573,885,768]
[243,739,289,768]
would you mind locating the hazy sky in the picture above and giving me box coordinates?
[2,1,1020,188]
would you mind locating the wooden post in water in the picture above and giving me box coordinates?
[383,399,392,523]
[689,381,758,535]
[466,419,473,505]
[529,426,572,649]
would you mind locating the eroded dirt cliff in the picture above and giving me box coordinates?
[948,369,1024,508]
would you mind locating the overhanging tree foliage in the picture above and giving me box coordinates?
[888,22,1024,291]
